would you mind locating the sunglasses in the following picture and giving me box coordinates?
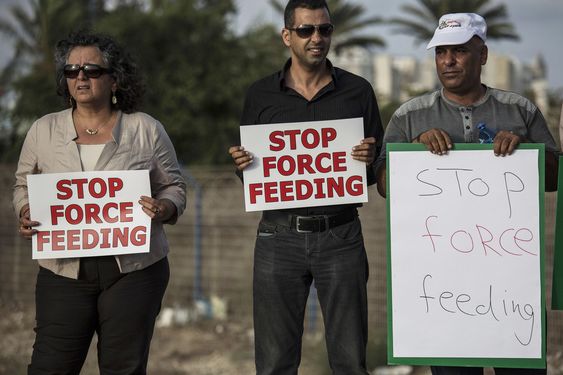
[63,64,112,79]
[286,23,334,38]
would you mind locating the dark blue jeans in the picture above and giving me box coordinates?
[253,217,369,375]
[28,256,169,375]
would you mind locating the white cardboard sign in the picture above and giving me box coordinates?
[388,148,542,359]
[240,118,368,211]
[27,170,152,259]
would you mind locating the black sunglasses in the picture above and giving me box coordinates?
[63,64,112,79]
[286,23,334,38]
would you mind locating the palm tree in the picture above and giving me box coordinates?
[0,0,102,81]
[390,0,519,46]
[0,0,102,117]
[0,0,102,160]
[269,0,385,54]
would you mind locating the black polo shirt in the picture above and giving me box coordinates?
[240,58,384,215]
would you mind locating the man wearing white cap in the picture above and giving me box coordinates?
[375,12,558,375]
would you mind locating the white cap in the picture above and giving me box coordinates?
[426,13,487,49]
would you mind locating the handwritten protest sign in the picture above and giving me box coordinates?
[240,118,367,212]
[28,170,152,259]
[387,144,545,369]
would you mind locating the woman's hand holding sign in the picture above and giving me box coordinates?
[139,196,176,222]
[18,204,39,240]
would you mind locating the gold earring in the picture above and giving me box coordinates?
[112,92,117,105]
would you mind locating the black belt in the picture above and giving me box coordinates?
[262,209,357,233]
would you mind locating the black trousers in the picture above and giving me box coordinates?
[28,256,169,375]
[253,218,369,375]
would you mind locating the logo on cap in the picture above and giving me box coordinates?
[438,19,462,30]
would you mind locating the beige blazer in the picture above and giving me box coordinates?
[13,109,186,279]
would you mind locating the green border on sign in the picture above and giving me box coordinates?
[386,143,546,369]
[551,156,563,310]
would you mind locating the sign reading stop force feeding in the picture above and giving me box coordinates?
[240,118,368,212]
[387,144,545,369]
[27,170,152,259]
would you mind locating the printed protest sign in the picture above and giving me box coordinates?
[240,118,367,212]
[387,144,545,369]
[27,170,151,259]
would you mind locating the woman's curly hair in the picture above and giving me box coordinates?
[55,30,144,113]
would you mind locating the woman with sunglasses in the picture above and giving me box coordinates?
[13,30,186,374]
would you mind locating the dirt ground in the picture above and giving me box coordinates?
[0,301,259,375]
[0,301,421,375]
[1,302,561,375]
[0,301,345,374]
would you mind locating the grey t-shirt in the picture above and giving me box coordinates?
[377,86,558,164]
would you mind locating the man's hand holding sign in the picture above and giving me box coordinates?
[415,127,523,157]
[230,118,373,211]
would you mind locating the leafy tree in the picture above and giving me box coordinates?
[269,0,385,54]
[390,0,519,46]
[0,0,105,116]
[0,0,286,164]
[0,0,103,159]
[97,0,285,164]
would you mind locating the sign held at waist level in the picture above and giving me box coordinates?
[387,144,545,368]
[27,170,151,259]
[240,118,368,212]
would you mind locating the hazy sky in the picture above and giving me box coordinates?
[234,0,563,90]
[1,0,562,89]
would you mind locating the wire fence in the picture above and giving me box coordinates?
[0,163,561,369]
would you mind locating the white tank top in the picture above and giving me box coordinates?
[77,144,105,171]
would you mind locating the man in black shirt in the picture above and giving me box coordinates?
[229,1,383,374]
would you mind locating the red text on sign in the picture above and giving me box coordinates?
[56,177,124,200]
[422,215,536,256]
[36,226,147,251]
[263,152,347,177]
[50,202,134,225]
[249,175,363,204]
[269,127,337,151]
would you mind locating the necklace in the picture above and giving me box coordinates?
[76,112,114,135]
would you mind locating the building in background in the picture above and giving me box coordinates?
[330,49,550,116]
